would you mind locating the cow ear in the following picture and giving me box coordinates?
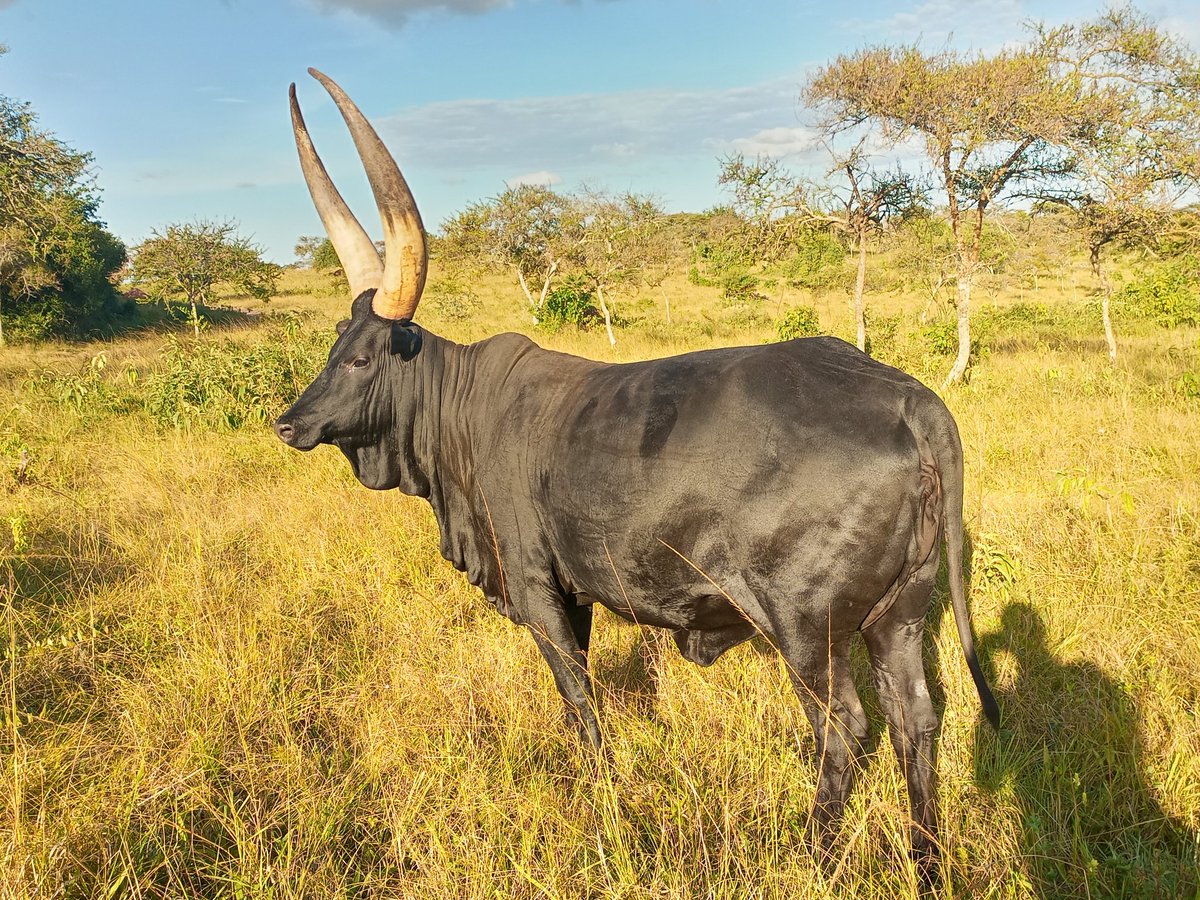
[390,322,422,361]
[336,319,350,335]
[350,289,375,319]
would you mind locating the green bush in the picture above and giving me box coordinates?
[27,351,138,418]
[864,313,901,357]
[776,305,821,341]
[1116,255,1200,328]
[425,274,482,323]
[538,278,599,331]
[144,316,329,430]
[922,319,960,356]
[720,271,765,306]
[781,231,846,291]
[689,238,754,287]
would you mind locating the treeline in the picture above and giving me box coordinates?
[409,186,1198,349]
[5,6,1200,361]
[0,45,127,342]
[0,47,278,343]
[356,5,1197,381]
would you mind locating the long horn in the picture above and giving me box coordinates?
[289,83,382,301]
[308,68,427,321]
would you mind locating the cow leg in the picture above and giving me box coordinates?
[777,632,871,861]
[862,569,942,882]
[528,601,602,750]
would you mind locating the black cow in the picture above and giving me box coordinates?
[274,69,999,877]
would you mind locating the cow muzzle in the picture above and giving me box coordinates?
[273,415,320,451]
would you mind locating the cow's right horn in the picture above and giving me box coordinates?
[307,68,428,321]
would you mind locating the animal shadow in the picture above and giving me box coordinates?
[972,602,1197,897]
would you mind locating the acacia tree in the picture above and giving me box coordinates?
[132,220,279,336]
[294,235,341,271]
[807,46,1077,385]
[638,212,684,324]
[576,190,665,347]
[1032,8,1200,362]
[824,139,923,352]
[719,148,919,351]
[717,153,831,262]
[441,184,583,320]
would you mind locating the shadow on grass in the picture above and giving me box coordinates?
[972,602,1197,897]
[0,517,135,734]
[85,299,258,341]
[986,333,1113,356]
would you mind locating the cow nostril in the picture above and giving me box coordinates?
[274,420,295,443]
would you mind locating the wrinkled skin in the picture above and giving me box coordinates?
[275,290,998,881]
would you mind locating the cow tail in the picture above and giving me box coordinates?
[941,425,1001,730]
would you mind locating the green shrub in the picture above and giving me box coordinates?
[1175,371,1200,401]
[864,313,901,357]
[776,305,821,341]
[1116,255,1200,328]
[781,231,846,291]
[922,319,960,356]
[721,271,765,306]
[144,316,329,430]
[425,274,482,323]
[689,238,754,287]
[538,278,599,331]
[27,351,138,418]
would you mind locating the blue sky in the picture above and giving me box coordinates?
[1,0,1197,262]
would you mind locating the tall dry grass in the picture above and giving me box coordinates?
[0,267,1197,898]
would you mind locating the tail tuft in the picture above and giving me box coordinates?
[972,658,1001,730]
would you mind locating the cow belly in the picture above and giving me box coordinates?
[672,621,760,666]
[589,586,753,632]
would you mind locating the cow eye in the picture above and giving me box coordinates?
[350,356,370,369]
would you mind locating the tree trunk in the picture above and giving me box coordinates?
[537,259,558,315]
[853,229,867,353]
[943,261,973,387]
[596,284,617,348]
[659,284,671,324]
[1091,245,1118,364]
[516,268,536,320]
[190,299,201,338]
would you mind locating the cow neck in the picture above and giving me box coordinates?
[400,328,520,595]
[399,327,491,502]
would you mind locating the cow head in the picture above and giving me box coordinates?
[273,70,428,492]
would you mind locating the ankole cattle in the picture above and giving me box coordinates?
[273,69,999,874]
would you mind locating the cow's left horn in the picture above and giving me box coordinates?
[289,83,383,302]
[308,68,427,321]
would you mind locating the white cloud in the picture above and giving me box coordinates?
[842,0,1030,50]
[375,76,807,175]
[728,126,820,159]
[592,141,638,158]
[306,0,513,28]
[1162,12,1200,52]
[506,170,561,187]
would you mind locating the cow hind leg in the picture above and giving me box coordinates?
[776,633,871,862]
[528,600,602,750]
[862,567,942,884]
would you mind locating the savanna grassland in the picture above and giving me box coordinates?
[1,261,1197,900]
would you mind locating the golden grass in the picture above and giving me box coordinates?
[0,266,1197,898]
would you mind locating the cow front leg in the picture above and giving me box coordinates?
[528,600,602,749]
